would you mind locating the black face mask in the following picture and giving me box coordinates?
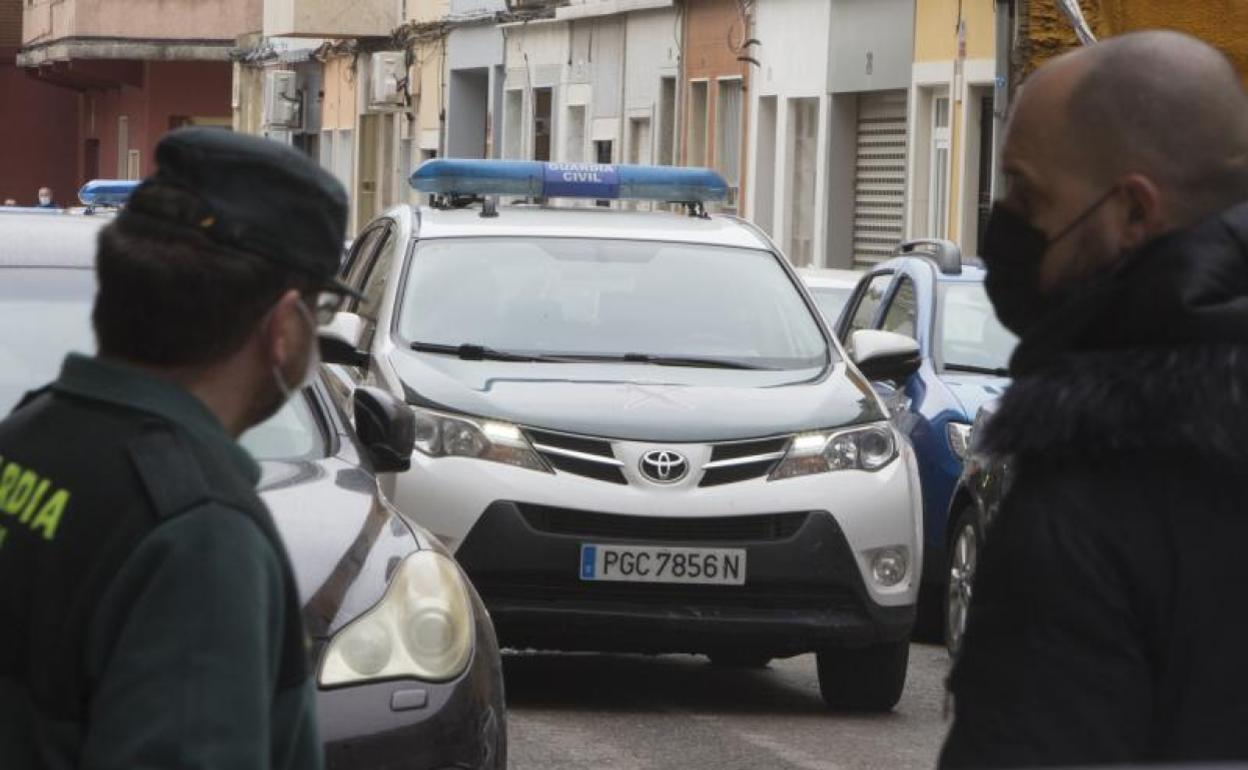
[981,188,1116,337]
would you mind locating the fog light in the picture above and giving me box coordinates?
[871,547,908,587]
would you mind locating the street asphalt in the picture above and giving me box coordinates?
[506,643,951,769]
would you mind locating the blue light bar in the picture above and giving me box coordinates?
[78,179,140,208]
[410,159,728,203]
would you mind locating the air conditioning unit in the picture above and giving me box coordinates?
[262,70,300,129]
[369,52,406,110]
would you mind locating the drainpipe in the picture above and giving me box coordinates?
[991,0,1012,202]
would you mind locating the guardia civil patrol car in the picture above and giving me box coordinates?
[320,160,925,710]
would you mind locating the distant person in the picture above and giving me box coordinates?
[2,199,16,206]
[0,129,352,768]
[941,31,1248,767]
[36,187,54,208]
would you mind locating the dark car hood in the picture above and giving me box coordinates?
[938,372,1011,420]
[394,351,884,441]
[258,456,418,640]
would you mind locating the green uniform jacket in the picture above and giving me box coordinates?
[0,354,322,770]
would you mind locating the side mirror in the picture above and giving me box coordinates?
[849,329,922,382]
[319,311,368,368]
[352,387,415,473]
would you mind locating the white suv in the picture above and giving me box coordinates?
[320,160,924,711]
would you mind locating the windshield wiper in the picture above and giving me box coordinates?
[549,351,768,369]
[944,363,1011,377]
[410,342,552,362]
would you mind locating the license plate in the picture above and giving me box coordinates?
[579,544,747,586]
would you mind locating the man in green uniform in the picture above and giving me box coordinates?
[0,128,351,768]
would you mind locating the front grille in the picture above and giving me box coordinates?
[699,437,789,487]
[519,505,809,543]
[475,575,858,612]
[525,428,627,485]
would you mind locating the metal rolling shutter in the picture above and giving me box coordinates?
[853,90,908,267]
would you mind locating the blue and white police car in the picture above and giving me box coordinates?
[320,160,926,710]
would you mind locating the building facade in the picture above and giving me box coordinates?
[0,0,78,205]
[747,0,832,265]
[16,0,247,192]
[500,0,679,189]
[680,0,750,215]
[907,0,997,258]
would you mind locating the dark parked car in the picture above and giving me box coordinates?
[0,210,507,769]
[942,399,1013,656]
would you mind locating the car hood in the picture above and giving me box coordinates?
[393,351,885,441]
[938,372,1011,420]
[258,456,419,640]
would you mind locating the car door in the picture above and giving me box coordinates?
[323,222,395,402]
[873,272,921,427]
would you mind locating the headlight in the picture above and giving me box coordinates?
[320,551,474,686]
[411,407,550,472]
[769,422,898,480]
[947,421,973,461]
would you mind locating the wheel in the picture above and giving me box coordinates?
[815,639,909,711]
[945,506,981,657]
[708,652,772,669]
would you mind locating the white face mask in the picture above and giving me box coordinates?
[38,195,51,206]
[272,300,321,402]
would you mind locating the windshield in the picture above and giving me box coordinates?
[938,282,1017,374]
[0,267,323,459]
[808,287,853,328]
[398,238,830,370]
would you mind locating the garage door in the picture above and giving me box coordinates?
[852,90,908,267]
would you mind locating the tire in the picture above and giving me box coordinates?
[944,506,981,658]
[708,652,772,669]
[816,639,909,712]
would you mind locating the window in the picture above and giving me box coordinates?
[126,150,141,181]
[930,96,951,240]
[335,129,354,192]
[533,87,553,161]
[715,79,743,207]
[845,273,894,335]
[880,277,918,339]
[239,391,326,461]
[504,90,524,160]
[358,228,397,324]
[628,117,651,165]
[687,81,708,166]
[565,105,586,162]
[116,115,129,178]
[342,224,388,291]
[658,77,677,166]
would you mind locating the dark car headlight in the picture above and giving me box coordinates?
[320,552,473,686]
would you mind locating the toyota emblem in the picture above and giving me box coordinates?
[639,450,689,484]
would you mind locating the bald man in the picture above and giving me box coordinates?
[940,31,1248,767]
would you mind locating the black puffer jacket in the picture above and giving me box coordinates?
[939,201,1248,767]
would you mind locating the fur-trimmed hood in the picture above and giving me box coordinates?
[983,200,1248,463]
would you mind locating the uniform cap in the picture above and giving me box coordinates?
[117,127,355,296]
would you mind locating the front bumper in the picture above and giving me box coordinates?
[316,591,507,770]
[455,502,915,657]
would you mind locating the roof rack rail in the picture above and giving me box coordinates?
[896,238,964,276]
